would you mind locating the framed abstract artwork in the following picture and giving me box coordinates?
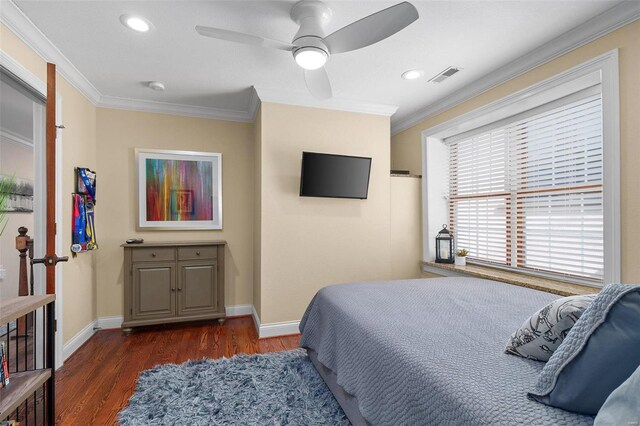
[136,149,222,230]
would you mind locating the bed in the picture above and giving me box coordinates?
[299,277,595,425]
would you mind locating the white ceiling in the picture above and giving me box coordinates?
[13,0,623,127]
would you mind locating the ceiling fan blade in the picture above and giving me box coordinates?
[304,67,333,100]
[195,25,295,51]
[323,2,418,54]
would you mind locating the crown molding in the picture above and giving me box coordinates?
[6,0,631,129]
[97,95,255,122]
[391,1,640,136]
[1,0,395,124]
[1,1,255,123]
[247,88,261,121]
[254,87,398,117]
[1,0,102,103]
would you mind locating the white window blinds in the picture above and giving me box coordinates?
[448,91,603,283]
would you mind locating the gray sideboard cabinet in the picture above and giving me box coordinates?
[121,241,226,334]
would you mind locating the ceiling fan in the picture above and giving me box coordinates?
[196,1,419,100]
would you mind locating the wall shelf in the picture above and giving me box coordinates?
[0,294,55,423]
[0,369,52,419]
[0,295,55,326]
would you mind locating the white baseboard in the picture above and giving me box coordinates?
[62,320,97,362]
[63,306,294,364]
[62,317,119,364]
[97,316,124,329]
[251,305,300,338]
[94,305,252,330]
[225,304,252,317]
[97,305,253,329]
[252,305,261,335]
[259,321,301,338]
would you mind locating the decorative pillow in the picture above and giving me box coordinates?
[528,284,640,415]
[594,364,640,425]
[505,294,596,361]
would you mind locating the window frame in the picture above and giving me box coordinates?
[421,50,620,287]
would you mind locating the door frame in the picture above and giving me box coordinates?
[1,50,65,369]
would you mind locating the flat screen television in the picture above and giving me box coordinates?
[299,152,372,199]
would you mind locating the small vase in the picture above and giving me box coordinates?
[455,256,466,266]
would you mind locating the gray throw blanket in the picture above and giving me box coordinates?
[300,277,594,425]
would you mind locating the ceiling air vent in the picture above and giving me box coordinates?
[428,66,460,83]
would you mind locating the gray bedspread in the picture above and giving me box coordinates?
[299,277,595,426]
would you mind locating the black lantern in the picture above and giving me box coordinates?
[435,224,454,264]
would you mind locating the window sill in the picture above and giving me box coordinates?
[422,261,598,297]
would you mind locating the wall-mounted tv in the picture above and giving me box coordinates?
[299,152,372,199]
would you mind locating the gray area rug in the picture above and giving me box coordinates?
[118,349,349,425]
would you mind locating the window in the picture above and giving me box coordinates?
[447,91,603,284]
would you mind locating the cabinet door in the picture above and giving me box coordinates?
[177,261,219,317]
[131,263,176,321]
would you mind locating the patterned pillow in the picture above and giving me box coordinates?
[505,294,596,361]
[528,284,640,415]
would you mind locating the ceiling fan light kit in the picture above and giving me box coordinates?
[294,48,327,70]
[290,0,333,38]
[195,0,419,100]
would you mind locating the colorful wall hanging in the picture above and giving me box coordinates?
[136,149,222,230]
[71,167,98,255]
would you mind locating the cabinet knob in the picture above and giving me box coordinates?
[196,251,200,256]
[177,287,182,292]
[171,287,176,292]
[151,252,157,257]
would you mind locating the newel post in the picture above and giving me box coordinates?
[16,226,30,297]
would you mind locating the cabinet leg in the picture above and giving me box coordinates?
[217,318,226,325]
[122,327,133,336]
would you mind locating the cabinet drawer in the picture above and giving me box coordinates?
[178,246,217,260]
[131,247,175,262]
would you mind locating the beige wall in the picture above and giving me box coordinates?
[58,77,98,343]
[1,23,98,343]
[391,21,640,284]
[95,108,254,317]
[3,15,432,343]
[390,176,422,279]
[257,103,392,324]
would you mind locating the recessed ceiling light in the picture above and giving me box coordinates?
[401,69,424,80]
[120,14,152,32]
[148,81,165,91]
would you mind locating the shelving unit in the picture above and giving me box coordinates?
[0,294,55,423]
[0,370,51,419]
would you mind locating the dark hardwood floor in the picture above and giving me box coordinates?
[55,316,300,425]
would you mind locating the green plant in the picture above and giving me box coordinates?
[456,248,469,257]
[0,174,16,236]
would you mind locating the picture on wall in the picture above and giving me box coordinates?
[136,149,222,230]
[0,175,34,213]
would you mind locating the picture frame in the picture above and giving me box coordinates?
[0,175,34,213]
[136,149,222,230]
